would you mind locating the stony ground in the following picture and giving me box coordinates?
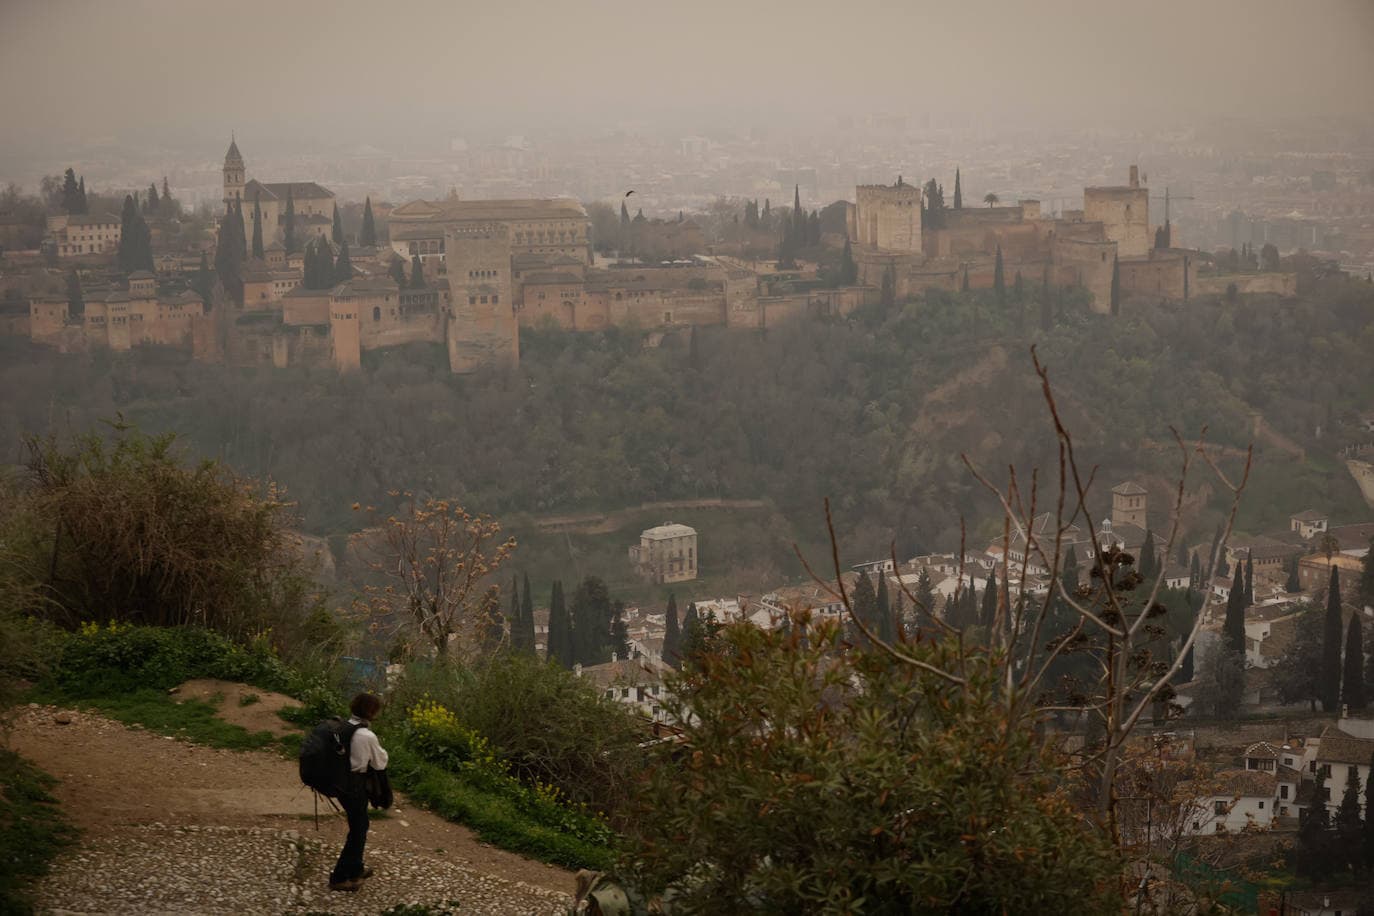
[10,702,574,915]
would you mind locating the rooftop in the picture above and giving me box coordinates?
[1112,481,1147,496]
[640,523,696,540]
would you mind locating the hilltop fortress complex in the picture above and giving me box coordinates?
[24,142,1269,375]
[850,165,1199,306]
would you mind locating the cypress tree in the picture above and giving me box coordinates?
[1321,565,1344,712]
[1244,553,1255,607]
[1360,535,1374,609]
[1335,769,1363,872]
[1190,553,1202,588]
[1286,557,1301,593]
[610,601,630,660]
[161,176,170,209]
[250,195,263,259]
[360,197,376,247]
[1179,643,1194,682]
[681,602,701,662]
[1341,616,1366,711]
[792,184,804,239]
[147,182,159,213]
[571,576,611,666]
[331,203,344,245]
[214,202,244,306]
[61,169,81,214]
[506,575,520,652]
[410,254,425,289]
[193,252,212,304]
[334,240,353,284]
[840,237,857,285]
[389,256,407,285]
[663,593,681,667]
[1140,529,1157,582]
[1223,563,1246,653]
[283,188,296,253]
[961,266,970,292]
[980,570,998,629]
[914,568,935,629]
[117,194,137,271]
[1363,751,1374,871]
[65,269,84,318]
[1110,255,1121,315]
[77,176,87,213]
[850,573,877,643]
[953,168,963,210]
[516,573,535,655]
[993,245,1005,305]
[876,572,894,643]
[547,581,572,667]
[880,265,895,308]
[1293,769,1335,882]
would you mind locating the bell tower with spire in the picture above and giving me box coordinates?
[223,137,245,212]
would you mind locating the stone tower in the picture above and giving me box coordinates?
[1111,481,1148,530]
[850,179,923,252]
[223,137,245,211]
[444,223,519,373]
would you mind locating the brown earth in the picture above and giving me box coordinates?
[9,697,575,914]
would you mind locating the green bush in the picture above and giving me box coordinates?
[50,621,294,697]
[390,654,645,819]
[0,748,79,915]
[621,619,1123,913]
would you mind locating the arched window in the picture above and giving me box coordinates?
[372,306,381,322]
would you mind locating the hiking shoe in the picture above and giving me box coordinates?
[329,878,363,892]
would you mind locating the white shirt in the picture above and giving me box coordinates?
[348,717,389,773]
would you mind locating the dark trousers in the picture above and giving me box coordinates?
[330,787,369,883]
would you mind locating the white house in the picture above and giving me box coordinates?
[1188,768,1277,834]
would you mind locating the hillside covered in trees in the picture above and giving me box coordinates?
[1,279,1371,584]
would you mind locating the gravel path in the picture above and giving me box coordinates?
[11,704,575,915]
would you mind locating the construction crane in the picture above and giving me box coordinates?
[1149,187,1195,224]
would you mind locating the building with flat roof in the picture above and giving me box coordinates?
[630,522,698,584]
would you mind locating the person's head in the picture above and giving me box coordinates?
[350,693,383,722]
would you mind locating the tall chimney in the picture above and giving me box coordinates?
[1129,165,1139,188]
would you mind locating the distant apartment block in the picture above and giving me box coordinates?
[630,522,698,584]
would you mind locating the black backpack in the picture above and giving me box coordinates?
[299,716,362,799]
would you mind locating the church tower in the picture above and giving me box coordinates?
[1111,481,1148,530]
[223,137,245,211]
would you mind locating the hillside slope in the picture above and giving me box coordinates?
[10,702,573,915]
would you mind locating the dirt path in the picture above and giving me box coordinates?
[9,702,574,915]
[531,497,768,535]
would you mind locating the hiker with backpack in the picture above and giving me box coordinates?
[299,692,390,892]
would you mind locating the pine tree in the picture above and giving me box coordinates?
[360,197,376,247]
[1341,616,1366,711]
[1223,563,1246,653]
[953,168,963,210]
[331,203,344,245]
[250,195,263,260]
[663,593,681,668]
[410,254,425,289]
[1110,255,1120,315]
[334,240,353,284]
[388,256,407,286]
[1321,565,1344,712]
[993,245,1005,306]
[283,189,296,254]
[547,581,572,667]
[516,573,535,655]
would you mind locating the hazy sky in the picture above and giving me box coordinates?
[2,0,1372,153]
